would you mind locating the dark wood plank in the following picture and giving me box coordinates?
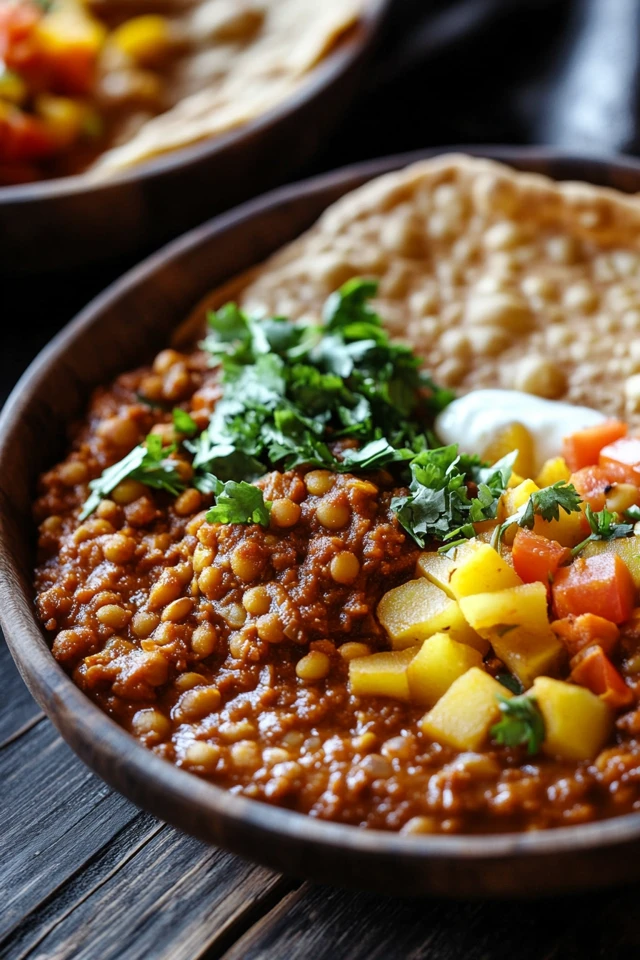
[1,720,139,941]
[222,880,640,960]
[5,825,290,960]
[0,630,42,744]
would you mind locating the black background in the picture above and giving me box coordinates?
[3,0,638,403]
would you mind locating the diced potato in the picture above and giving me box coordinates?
[349,647,418,701]
[482,422,535,479]
[460,582,565,687]
[500,478,586,548]
[500,478,539,520]
[37,1,106,55]
[536,456,571,488]
[377,578,488,653]
[448,542,522,599]
[420,667,510,751]
[35,94,84,146]
[492,629,565,688]
[0,70,27,105]
[416,552,456,598]
[407,633,482,707]
[533,676,613,761]
[582,536,640,589]
[111,15,173,66]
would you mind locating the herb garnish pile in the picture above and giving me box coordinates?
[80,278,514,538]
[78,277,640,555]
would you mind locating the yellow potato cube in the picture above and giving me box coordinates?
[37,2,106,57]
[460,582,565,687]
[407,633,482,707]
[536,456,571,488]
[377,578,487,653]
[111,15,173,66]
[533,676,613,761]
[482,422,535,479]
[448,542,522,599]
[420,667,510,751]
[348,647,418,701]
[500,478,539,520]
[582,536,640,589]
[492,628,565,688]
[416,552,456,598]
[35,94,84,147]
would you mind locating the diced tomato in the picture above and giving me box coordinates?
[551,613,620,657]
[569,465,614,511]
[599,436,640,485]
[0,104,57,161]
[563,420,628,472]
[512,528,570,587]
[552,553,636,624]
[0,1,44,79]
[570,644,633,709]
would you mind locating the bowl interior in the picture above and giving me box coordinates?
[5,147,640,897]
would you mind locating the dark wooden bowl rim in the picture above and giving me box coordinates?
[0,0,388,205]
[5,146,640,896]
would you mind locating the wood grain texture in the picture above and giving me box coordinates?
[0,632,43,746]
[6,820,289,960]
[223,881,640,960]
[7,150,640,900]
[1,721,139,943]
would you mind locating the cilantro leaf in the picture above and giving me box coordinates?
[496,673,524,695]
[571,503,635,557]
[497,481,583,545]
[172,408,198,436]
[491,694,545,755]
[585,504,634,540]
[625,505,640,523]
[80,435,185,520]
[392,446,514,548]
[205,481,271,527]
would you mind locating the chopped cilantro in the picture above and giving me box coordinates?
[194,278,451,485]
[80,435,185,520]
[392,448,516,549]
[625,505,640,523]
[496,673,524,695]
[491,694,545,755]
[571,504,635,557]
[172,408,198,437]
[80,280,474,535]
[205,480,271,527]
[585,504,634,540]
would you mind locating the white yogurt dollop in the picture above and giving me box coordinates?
[435,389,607,473]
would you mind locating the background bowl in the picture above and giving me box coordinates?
[4,147,640,898]
[0,0,390,275]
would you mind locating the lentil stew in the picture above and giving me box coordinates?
[33,158,640,835]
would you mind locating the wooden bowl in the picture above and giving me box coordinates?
[0,0,390,275]
[4,147,640,898]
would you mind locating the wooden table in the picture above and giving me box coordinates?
[4,278,640,960]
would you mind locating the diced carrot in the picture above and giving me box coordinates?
[563,420,628,472]
[552,553,636,624]
[569,465,614,512]
[570,644,633,709]
[512,528,570,586]
[599,436,640,485]
[551,613,620,657]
